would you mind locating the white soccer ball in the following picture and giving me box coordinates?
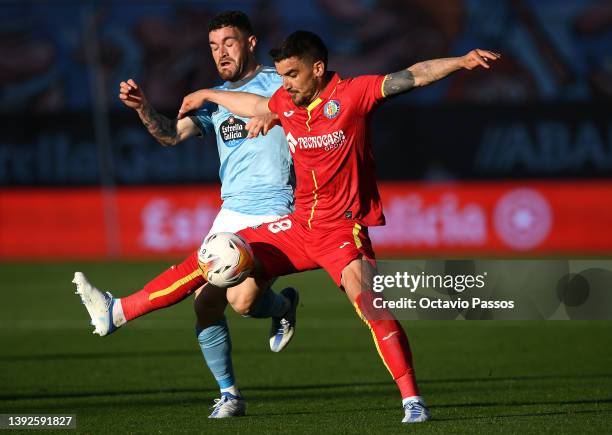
[197,232,254,288]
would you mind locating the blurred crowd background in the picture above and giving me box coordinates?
[1,0,611,258]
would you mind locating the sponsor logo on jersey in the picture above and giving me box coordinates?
[286,132,297,153]
[220,115,248,147]
[323,100,340,119]
[291,130,346,152]
[283,110,295,117]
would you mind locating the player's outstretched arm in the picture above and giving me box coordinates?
[382,49,501,97]
[178,89,271,120]
[119,79,198,147]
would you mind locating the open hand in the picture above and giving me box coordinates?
[462,49,501,70]
[246,113,280,138]
[178,90,209,119]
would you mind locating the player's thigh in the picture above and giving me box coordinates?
[225,276,273,315]
[238,215,317,281]
[312,222,377,297]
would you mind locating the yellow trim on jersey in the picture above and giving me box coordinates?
[305,85,340,131]
[306,111,313,132]
[354,301,393,376]
[381,75,389,98]
[353,223,363,249]
[305,97,322,132]
[307,170,319,229]
[148,269,202,301]
[328,87,339,99]
[307,97,323,112]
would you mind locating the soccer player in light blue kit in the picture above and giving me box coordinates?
[74,11,299,418]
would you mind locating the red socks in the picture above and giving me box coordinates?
[354,291,420,398]
[121,251,206,321]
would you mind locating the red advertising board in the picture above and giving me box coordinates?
[373,181,612,256]
[1,181,611,259]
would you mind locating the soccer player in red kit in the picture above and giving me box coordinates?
[177,30,500,423]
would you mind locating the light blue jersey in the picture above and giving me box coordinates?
[190,66,294,216]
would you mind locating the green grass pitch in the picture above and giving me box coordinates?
[1,261,611,433]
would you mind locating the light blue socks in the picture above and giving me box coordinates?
[196,317,236,391]
[196,288,288,396]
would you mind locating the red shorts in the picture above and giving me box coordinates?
[238,215,376,287]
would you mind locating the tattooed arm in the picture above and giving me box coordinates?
[119,79,199,146]
[383,49,501,97]
[136,103,198,147]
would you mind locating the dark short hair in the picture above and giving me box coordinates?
[269,30,328,66]
[208,10,254,36]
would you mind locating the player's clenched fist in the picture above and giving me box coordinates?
[118,79,147,110]
[461,49,501,70]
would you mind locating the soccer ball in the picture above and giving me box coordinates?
[197,232,254,288]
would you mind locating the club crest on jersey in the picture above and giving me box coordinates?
[323,100,340,119]
[220,115,248,147]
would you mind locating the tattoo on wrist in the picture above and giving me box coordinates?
[140,103,178,146]
[383,70,416,97]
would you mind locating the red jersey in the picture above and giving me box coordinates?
[268,73,386,229]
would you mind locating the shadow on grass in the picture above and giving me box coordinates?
[432,407,612,422]
[2,371,611,403]
[0,346,323,362]
[0,350,196,362]
[0,382,391,403]
[3,349,611,387]
[2,376,611,415]
[250,404,612,420]
[434,397,612,409]
[422,372,612,385]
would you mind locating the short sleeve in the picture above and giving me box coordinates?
[267,87,285,115]
[189,102,217,137]
[348,75,386,114]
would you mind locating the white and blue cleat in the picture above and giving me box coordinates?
[73,272,118,337]
[208,392,246,418]
[269,287,299,353]
[402,399,431,423]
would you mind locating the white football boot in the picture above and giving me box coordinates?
[269,287,299,352]
[73,272,118,336]
[208,393,246,418]
[402,398,431,423]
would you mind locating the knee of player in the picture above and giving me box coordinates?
[227,292,255,316]
[226,278,261,316]
[229,299,253,316]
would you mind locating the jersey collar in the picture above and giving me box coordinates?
[225,65,264,89]
[305,72,341,112]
